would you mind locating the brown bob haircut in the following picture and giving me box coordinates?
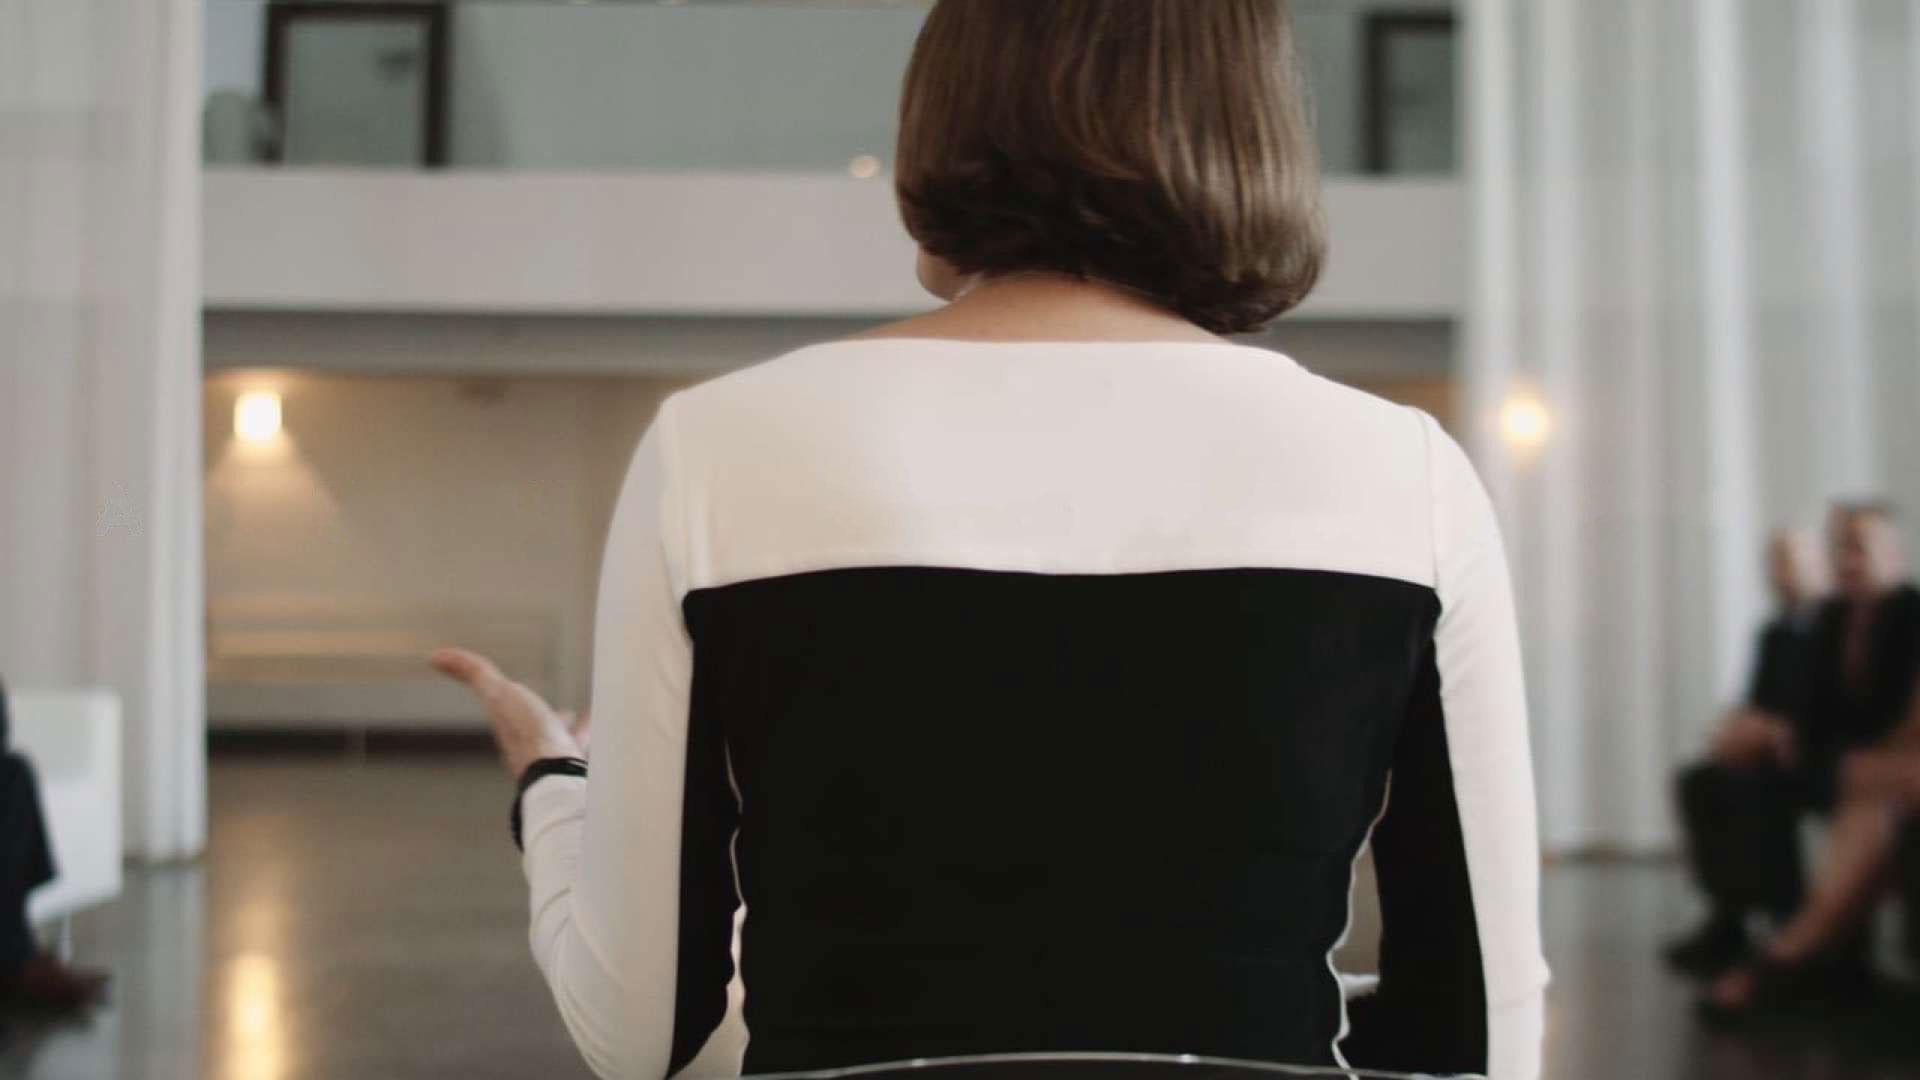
[896,0,1326,336]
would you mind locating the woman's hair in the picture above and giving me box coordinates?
[896,0,1326,335]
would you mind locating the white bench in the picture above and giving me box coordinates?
[8,689,123,941]
[206,602,558,730]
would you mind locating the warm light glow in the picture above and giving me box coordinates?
[1500,393,1552,452]
[227,952,284,1080]
[235,391,282,443]
[848,155,882,180]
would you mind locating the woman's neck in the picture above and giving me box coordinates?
[858,271,1225,345]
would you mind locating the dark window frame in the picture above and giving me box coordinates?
[263,1,451,168]
[1362,11,1459,176]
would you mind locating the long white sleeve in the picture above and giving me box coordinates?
[1339,410,1548,1080]
[518,397,742,1079]
[1422,411,1550,1079]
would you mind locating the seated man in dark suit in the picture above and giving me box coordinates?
[1675,506,1920,974]
[1668,529,1829,974]
[1795,504,1920,814]
[0,677,109,1014]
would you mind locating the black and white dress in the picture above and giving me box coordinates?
[517,340,1549,1080]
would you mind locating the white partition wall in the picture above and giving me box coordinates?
[1464,0,1920,854]
[0,0,207,861]
[203,170,1467,320]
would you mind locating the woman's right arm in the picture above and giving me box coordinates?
[519,398,743,1079]
[1343,413,1549,1079]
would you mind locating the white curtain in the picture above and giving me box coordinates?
[0,0,207,860]
[1464,0,1920,854]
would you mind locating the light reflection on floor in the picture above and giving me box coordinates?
[225,952,283,1080]
[0,757,1917,1079]
[0,758,578,1080]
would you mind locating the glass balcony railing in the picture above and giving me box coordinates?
[204,0,1457,178]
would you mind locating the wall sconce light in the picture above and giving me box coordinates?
[235,391,283,444]
[1500,392,1551,453]
[848,155,882,180]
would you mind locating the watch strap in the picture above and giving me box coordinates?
[510,756,589,851]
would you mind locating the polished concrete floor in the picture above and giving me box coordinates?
[1,754,1917,1080]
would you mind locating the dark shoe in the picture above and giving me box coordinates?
[1665,917,1749,978]
[1696,958,1798,1028]
[0,953,109,1015]
[1695,953,1880,1028]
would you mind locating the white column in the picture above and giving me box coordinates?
[0,0,206,862]
[144,0,208,861]
[1528,0,1589,853]
[1462,0,1521,507]
[1695,0,1766,707]
[1798,0,1878,498]
[1615,0,1669,852]
[1912,0,1920,464]
[0,3,96,689]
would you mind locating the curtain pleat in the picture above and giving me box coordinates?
[1464,0,1920,854]
[0,0,205,861]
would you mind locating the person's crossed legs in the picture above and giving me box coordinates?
[1702,747,1920,1016]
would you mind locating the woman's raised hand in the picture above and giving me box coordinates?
[429,647,583,779]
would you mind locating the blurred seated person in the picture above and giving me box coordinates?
[1667,530,1829,974]
[1703,689,1920,1018]
[0,677,109,1015]
[1673,506,1920,977]
[1794,504,1920,813]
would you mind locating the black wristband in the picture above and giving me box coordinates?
[510,756,589,851]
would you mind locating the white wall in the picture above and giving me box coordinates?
[203,311,1455,383]
[204,169,1468,319]
[204,372,693,724]
[200,323,1452,728]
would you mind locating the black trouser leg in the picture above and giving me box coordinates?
[1677,761,1806,925]
[0,754,56,977]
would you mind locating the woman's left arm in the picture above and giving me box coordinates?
[1346,412,1548,1080]
[439,398,741,1079]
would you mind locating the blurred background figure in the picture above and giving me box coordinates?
[1800,506,1920,814]
[1702,706,1920,1022]
[1679,504,1920,1019]
[1669,530,1830,976]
